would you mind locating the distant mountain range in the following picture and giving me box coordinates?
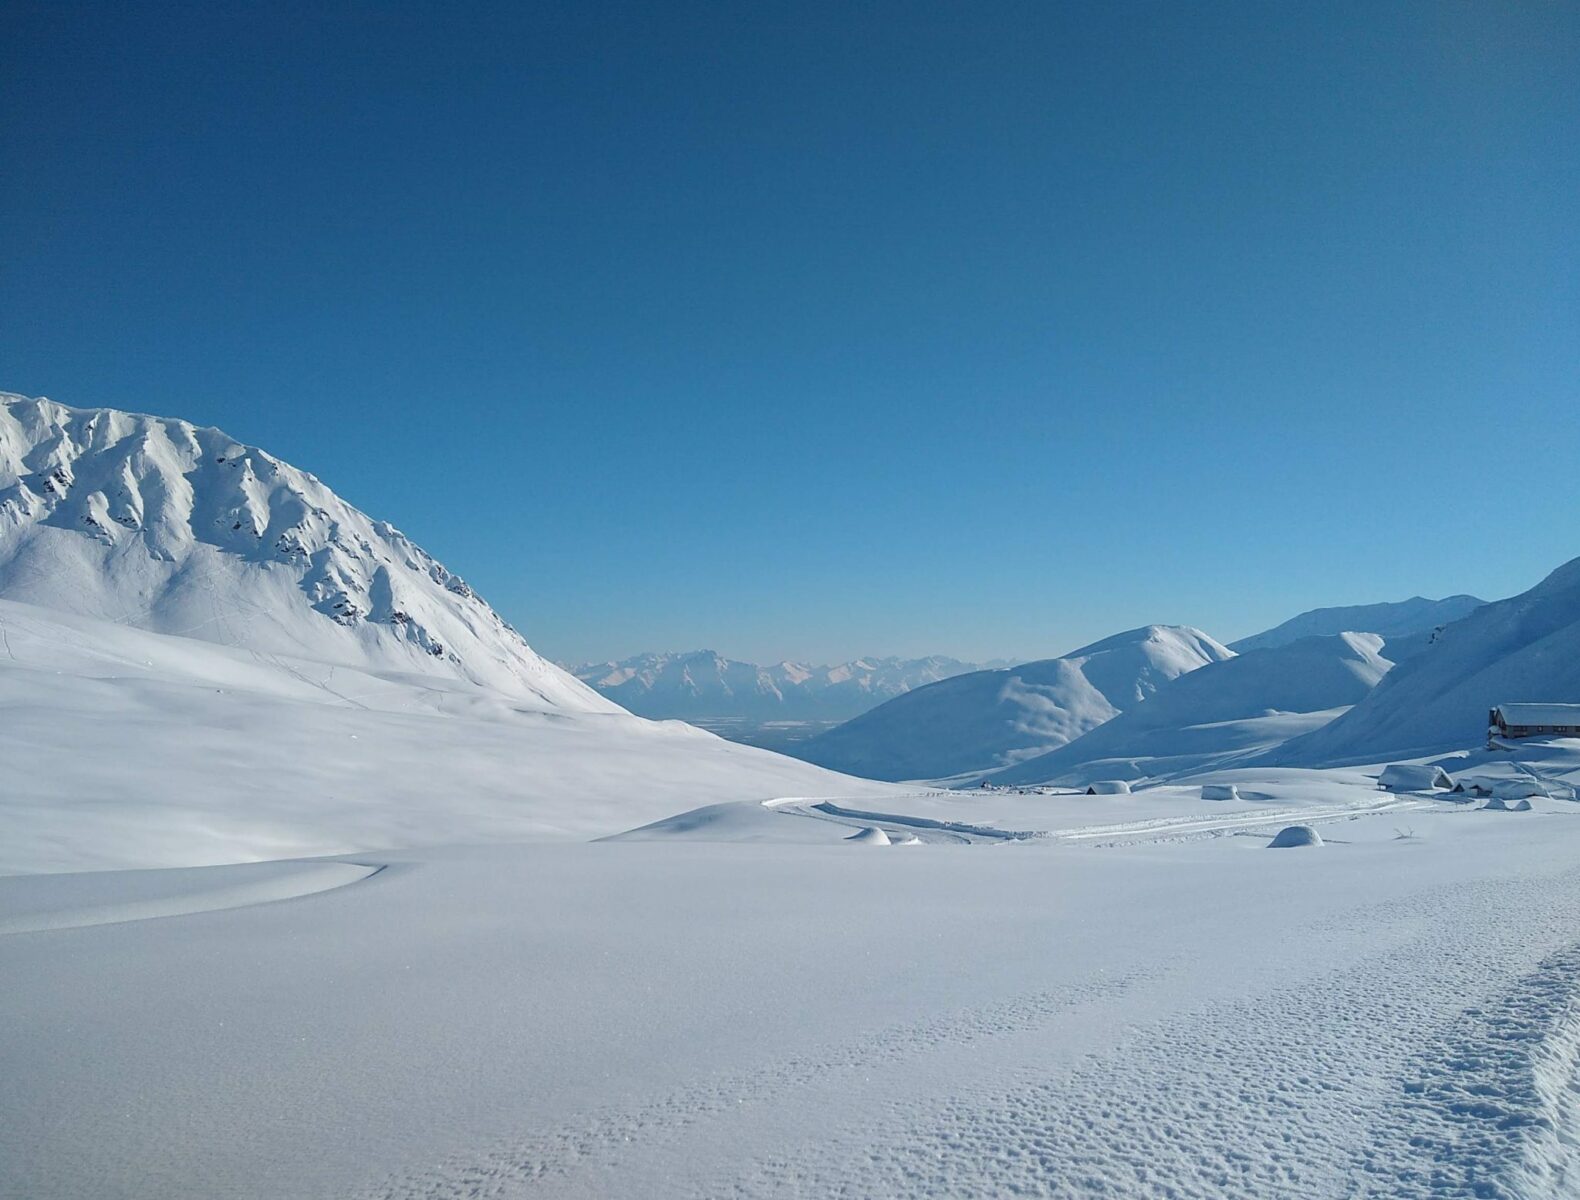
[568,650,1000,721]
[786,595,1498,784]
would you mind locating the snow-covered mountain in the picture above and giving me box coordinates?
[1230,594,1484,653]
[1277,557,1580,765]
[0,392,606,710]
[0,393,892,872]
[990,631,1396,787]
[794,625,1233,782]
[571,650,986,721]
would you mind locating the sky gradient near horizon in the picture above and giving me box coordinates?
[3,1,1576,664]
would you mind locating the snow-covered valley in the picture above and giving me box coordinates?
[7,392,1580,1198]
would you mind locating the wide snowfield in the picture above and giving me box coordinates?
[7,763,1580,1198]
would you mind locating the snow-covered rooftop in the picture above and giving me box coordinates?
[1493,703,1580,727]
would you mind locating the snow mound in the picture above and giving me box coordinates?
[1268,825,1323,848]
[1202,784,1240,800]
[798,625,1232,782]
[846,826,893,845]
[1482,796,1534,812]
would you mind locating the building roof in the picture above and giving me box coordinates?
[1494,703,1580,726]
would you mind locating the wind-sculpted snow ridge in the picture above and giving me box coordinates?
[0,392,609,711]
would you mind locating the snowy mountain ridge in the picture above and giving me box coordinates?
[1276,555,1580,764]
[990,630,1397,787]
[795,625,1235,782]
[570,649,990,720]
[0,392,607,711]
[1230,594,1485,653]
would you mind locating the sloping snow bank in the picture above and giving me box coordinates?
[0,600,896,874]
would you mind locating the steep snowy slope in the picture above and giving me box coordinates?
[795,626,1233,782]
[991,632,1394,786]
[572,650,983,720]
[0,601,897,876]
[0,393,606,710]
[1231,594,1484,652]
[0,393,895,871]
[1277,558,1580,764]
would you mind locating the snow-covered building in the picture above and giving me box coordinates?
[1378,764,1453,792]
[1488,704,1580,740]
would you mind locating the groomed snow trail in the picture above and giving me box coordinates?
[764,792,1436,847]
[764,797,1042,843]
[365,864,1580,1200]
[1043,794,1434,846]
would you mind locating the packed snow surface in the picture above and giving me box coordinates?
[797,625,1232,781]
[8,753,1580,1198]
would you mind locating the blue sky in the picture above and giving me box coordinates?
[2,1,1576,664]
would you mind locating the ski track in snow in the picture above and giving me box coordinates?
[765,798,1041,843]
[1044,795,1435,846]
[365,871,1580,1200]
[766,794,1437,847]
[365,969,1153,1200]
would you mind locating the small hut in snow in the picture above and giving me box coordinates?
[1086,780,1132,795]
[1379,764,1454,792]
[1491,778,1549,801]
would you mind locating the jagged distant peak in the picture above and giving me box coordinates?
[569,648,986,720]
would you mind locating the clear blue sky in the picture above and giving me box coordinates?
[2,2,1576,664]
